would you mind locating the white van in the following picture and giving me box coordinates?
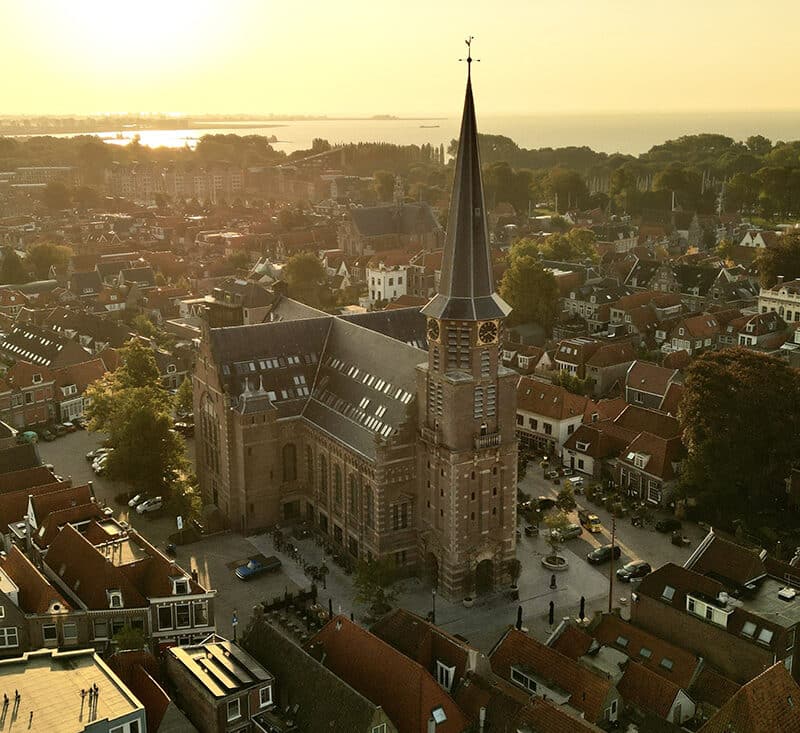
[567,476,584,491]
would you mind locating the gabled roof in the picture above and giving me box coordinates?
[0,443,40,474]
[370,608,472,683]
[613,404,680,439]
[659,381,684,416]
[699,663,800,733]
[618,432,684,481]
[29,483,94,527]
[0,481,69,529]
[489,627,614,721]
[307,615,469,733]
[516,378,589,421]
[0,465,55,493]
[690,666,741,710]
[617,661,682,719]
[421,70,510,322]
[35,501,106,549]
[685,531,767,588]
[625,361,678,398]
[0,545,70,614]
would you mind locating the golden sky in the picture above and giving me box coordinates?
[2,0,799,116]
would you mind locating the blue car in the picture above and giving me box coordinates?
[234,556,282,581]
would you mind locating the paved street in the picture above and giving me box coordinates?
[39,434,708,652]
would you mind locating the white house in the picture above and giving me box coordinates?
[366,262,408,307]
[515,378,590,456]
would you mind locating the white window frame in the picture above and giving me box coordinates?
[0,627,19,648]
[226,698,241,722]
[436,660,456,692]
[63,623,78,641]
[42,624,57,643]
[259,685,272,708]
[175,603,191,629]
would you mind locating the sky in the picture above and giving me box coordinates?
[2,0,800,117]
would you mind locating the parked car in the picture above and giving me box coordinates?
[655,518,682,533]
[173,421,194,437]
[544,469,559,480]
[61,421,78,432]
[128,493,147,508]
[72,417,86,429]
[560,467,573,477]
[234,556,282,581]
[136,497,163,515]
[551,523,583,542]
[537,496,556,511]
[86,447,111,462]
[52,424,68,437]
[587,544,622,564]
[38,429,56,442]
[578,509,603,533]
[616,560,652,582]
[93,454,111,475]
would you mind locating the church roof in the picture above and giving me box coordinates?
[422,69,510,322]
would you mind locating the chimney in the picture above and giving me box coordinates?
[777,275,785,285]
[479,707,486,732]
[428,718,436,733]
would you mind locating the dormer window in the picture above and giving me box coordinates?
[173,578,189,595]
[108,590,123,608]
[32,373,42,384]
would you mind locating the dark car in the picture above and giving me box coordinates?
[587,544,622,564]
[234,556,282,581]
[174,421,194,437]
[537,496,556,511]
[616,560,652,582]
[655,518,682,533]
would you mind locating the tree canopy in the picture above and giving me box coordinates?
[756,232,800,287]
[284,252,325,307]
[538,228,597,263]
[0,248,30,285]
[678,348,800,523]
[27,243,72,280]
[499,242,560,335]
[85,339,185,494]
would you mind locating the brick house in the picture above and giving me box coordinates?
[0,361,55,428]
[624,361,681,409]
[489,627,622,726]
[666,314,721,356]
[166,638,275,733]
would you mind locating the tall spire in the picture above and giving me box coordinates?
[422,41,510,322]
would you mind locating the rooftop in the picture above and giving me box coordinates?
[0,648,143,733]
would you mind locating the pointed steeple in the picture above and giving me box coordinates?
[422,59,510,322]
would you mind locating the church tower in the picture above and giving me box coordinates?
[417,51,518,600]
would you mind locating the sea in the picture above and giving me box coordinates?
[13,110,800,156]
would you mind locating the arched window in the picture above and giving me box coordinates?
[282,443,297,482]
[319,455,328,493]
[306,446,314,488]
[348,474,357,514]
[334,466,343,507]
[364,485,373,528]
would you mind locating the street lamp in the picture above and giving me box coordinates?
[431,588,437,625]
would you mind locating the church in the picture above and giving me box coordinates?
[193,64,518,599]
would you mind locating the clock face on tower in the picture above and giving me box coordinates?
[426,318,440,342]
[478,320,499,345]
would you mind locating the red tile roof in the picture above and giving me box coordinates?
[489,627,614,722]
[0,481,70,527]
[613,404,680,439]
[659,381,684,416]
[0,545,70,614]
[690,666,741,710]
[35,502,106,548]
[29,483,93,525]
[0,466,56,493]
[307,616,469,733]
[549,624,593,660]
[625,361,678,398]
[617,432,684,481]
[617,661,681,718]
[699,663,800,733]
[516,378,589,421]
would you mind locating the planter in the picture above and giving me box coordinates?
[462,597,474,608]
[541,555,569,571]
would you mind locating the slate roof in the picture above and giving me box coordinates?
[69,270,103,296]
[340,307,427,348]
[351,203,439,239]
[489,627,614,722]
[0,545,71,614]
[306,616,469,733]
[422,73,510,322]
[210,314,421,460]
[211,278,277,309]
[243,617,390,733]
[698,663,800,733]
[0,323,92,368]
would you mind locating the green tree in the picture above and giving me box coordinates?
[353,558,398,617]
[284,252,325,306]
[556,485,577,512]
[86,339,184,494]
[539,228,597,263]
[546,168,587,211]
[223,251,251,272]
[499,256,559,335]
[374,170,395,202]
[41,181,72,210]
[544,510,571,558]
[678,348,800,522]
[132,314,157,339]
[113,624,146,651]
[756,233,800,287]
[174,376,194,416]
[27,243,73,280]
[746,135,773,157]
[0,248,30,285]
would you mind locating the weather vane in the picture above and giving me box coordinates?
[459,36,480,75]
